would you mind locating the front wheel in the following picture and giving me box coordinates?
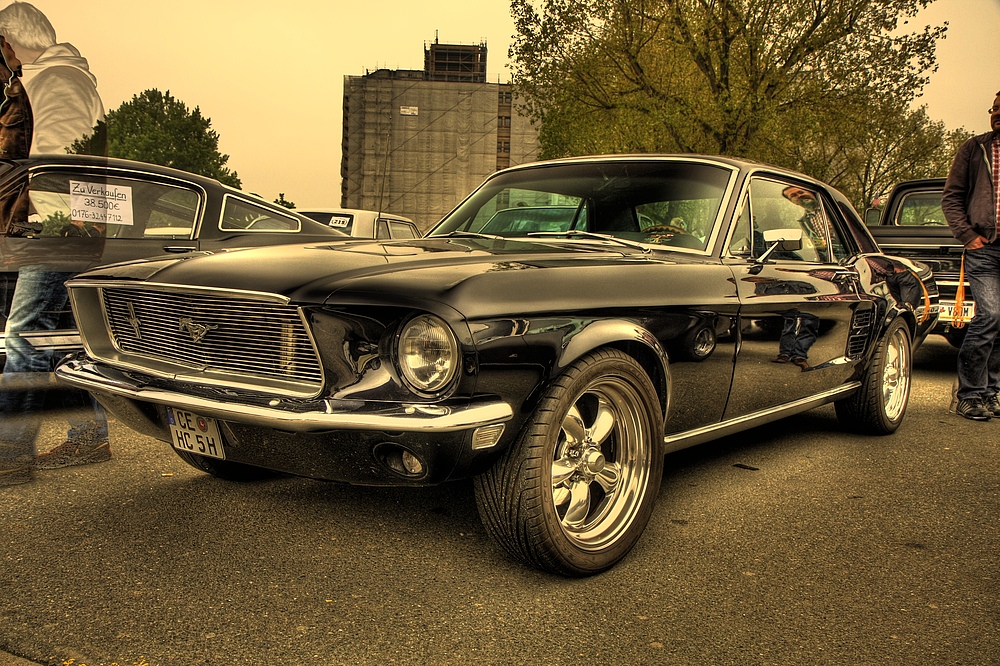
[835,317,911,434]
[475,348,664,576]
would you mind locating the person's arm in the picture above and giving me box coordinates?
[0,36,32,160]
[943,138,988,249]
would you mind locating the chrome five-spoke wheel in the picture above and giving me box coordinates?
[475,348,664,576]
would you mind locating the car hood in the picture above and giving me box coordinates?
[70,237,707,315]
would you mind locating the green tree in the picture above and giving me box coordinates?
[71,89,240,188]
[511,0,953,208]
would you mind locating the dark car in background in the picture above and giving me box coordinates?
[864,178,968,346]
[56,155,937,576]
[0,155,348,359]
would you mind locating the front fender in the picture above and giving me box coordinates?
[554,319,671,422]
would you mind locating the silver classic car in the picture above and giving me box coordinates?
[298,208,420,239]
[56,155,937,576]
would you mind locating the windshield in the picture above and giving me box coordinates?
[428,160,733,251]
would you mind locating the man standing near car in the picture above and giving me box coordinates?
[942,90,1000,421]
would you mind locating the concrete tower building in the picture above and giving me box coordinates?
[341,39,539,231]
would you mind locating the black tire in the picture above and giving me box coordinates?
[474,348,664,576]
[835,317,911,434]
[172,448,279,482]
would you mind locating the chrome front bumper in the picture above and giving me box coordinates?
[55,358,513,435]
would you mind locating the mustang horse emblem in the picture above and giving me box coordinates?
[126,302,142,340]
[178,317,218,343]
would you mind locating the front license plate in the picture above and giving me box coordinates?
[942,301,975,323]
[167,407,226,460]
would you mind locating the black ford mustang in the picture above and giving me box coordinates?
[56,155,937,576]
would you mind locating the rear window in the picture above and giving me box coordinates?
[894,191,945,226]
[301,211,354,234]
[220,196,301,233]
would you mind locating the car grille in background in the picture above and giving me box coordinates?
[102,287,323,390]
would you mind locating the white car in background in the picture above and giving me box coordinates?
[299,208,420,239]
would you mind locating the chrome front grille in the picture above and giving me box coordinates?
[101,286,323,392]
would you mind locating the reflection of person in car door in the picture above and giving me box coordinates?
[782,185,828,258]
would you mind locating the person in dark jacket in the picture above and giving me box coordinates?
[942,90,1000,421]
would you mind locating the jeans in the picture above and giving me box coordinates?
[778,311,820,360]
[956,244,1000,401]
[4,268,75,373]
[0,267,108,462]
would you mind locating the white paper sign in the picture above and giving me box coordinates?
[70,180,134,226]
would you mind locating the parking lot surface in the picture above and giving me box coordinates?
[0,337,997,665]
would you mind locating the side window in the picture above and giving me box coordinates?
[387,220,418,239]
[748,179,838,263]
[141,187,201,238]
[24,171,200,239]
[221,197,300,233]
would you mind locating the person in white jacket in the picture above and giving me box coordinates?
[0,1,104,154]
[0,3,109,484]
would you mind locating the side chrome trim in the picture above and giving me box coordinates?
[662,383,862,453]
[55,359,513,434]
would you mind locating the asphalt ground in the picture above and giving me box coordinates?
[0,336,997,665]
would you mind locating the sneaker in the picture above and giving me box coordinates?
[34,439,112,469]
[956,398,992,421]
[985,394,1000,418]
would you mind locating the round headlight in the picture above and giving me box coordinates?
[397,314,459,394]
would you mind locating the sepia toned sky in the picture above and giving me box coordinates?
[16,0,1000,209]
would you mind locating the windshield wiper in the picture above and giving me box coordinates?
[527,230,651,253]
[437,230,506,240]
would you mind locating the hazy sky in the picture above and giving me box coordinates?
[18,0,1000,208]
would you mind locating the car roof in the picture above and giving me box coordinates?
[2,154,245,191]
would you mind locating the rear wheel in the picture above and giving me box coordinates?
[835,317,911,434]
[172,448,279,481]
[475,348,664,576]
